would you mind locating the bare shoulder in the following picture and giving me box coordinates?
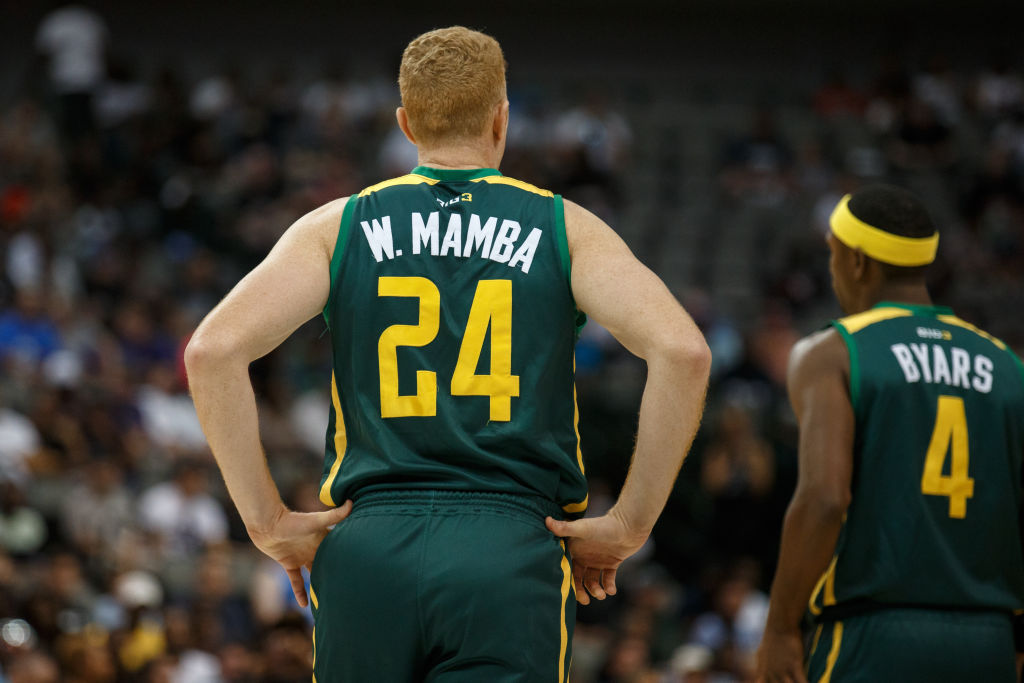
[287,196,350,260]
[561,198,623,259]
[788,327,849,387]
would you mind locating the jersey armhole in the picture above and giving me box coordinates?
[831,321,861,415]
[553,194,587,337]
[322,197,356,330]
[553,194,571,285]
[1010,348,1024,396]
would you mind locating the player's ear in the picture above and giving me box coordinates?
[852,248,869,281]
[492,99,509,143]
[397,107,417,145]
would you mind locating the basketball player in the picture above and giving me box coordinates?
[756,185,1024,682]
[186,27,710,682]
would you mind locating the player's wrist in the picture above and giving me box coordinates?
[607,504,652,547]
[244,501,289,546]
[763,609,803,635]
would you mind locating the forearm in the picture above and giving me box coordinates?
[187,351,285,535]
[612,348,709,534]
[764,495,845,631]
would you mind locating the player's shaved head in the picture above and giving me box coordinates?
[399,26,507,147]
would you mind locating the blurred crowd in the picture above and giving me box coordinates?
[1,6,1023,683]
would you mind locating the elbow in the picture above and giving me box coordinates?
[658,333,712,383]
[687,338,713,380]
[791,486,851,524]
[183,330,236,379]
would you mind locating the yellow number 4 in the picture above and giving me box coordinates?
[920,395,974,519]
[452,280,520,421]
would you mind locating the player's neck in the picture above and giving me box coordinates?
[866,282,932,310]
[416,140,502,171]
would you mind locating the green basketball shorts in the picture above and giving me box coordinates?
[309,490,575,682]
[807,607,1015,683]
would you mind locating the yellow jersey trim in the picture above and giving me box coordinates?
[836,307,912,334]
[309,586,319,610]
[562,497,588,514]
[808,554,839,615]
[809,624,823,661]
[471,175,554,197]
[561,359,588,514]
[830,194,938,266]
[937,315,1007,351]
[358,174,439,197]
[818,621,844,683]
[319,373,347,506]
[558,541,572,683]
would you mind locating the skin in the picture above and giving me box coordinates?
[186,92,711,609]
[755,232,933,683]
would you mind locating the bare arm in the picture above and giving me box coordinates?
[184,196,353,606]
[546,199,711,603]
[757,328,854,683]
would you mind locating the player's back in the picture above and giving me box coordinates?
[318,166,588,516]
[812,301,1024,618]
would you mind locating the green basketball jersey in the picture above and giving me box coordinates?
[318,166,588,516]
[811,302,1024,619]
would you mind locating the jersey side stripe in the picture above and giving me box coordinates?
[319,373,348,506]
[358,173,439,197]
[562,358,588,514]
[836,307,912,334]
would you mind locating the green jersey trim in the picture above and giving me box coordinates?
[1011,352,1024,395]
[553,195,571,285]
[831,322,861,412]
[411,166,501,181]
[874,300,954,317]
[552,194,587,336]
[409,166,555,197]
[323,196,356,330]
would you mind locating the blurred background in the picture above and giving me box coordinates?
[1,1,1023,681]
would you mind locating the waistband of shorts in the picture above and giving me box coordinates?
[350,489,566,522]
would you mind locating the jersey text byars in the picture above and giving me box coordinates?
[359,212,544,274]
[890,342,994,393]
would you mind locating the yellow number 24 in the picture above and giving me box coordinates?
[920,395,974,519]
[377,276,519,421]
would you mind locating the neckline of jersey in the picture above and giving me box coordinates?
[411,166,502,181]
[873,300,954,317]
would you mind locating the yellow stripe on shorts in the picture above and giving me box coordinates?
[558,540,572,683]
[818,621,844,683]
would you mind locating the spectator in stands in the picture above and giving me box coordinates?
[35,5,108,145]
[812,69,867,119]
[137,459,228,559]
[719,107,793,207]
[0,289,61,366]
[888,96,956,171]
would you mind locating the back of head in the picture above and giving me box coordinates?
[846,184,937,281]
[399,26,506,147]
[847,184,935,240]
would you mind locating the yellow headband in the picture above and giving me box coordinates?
[829,194,938,267]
